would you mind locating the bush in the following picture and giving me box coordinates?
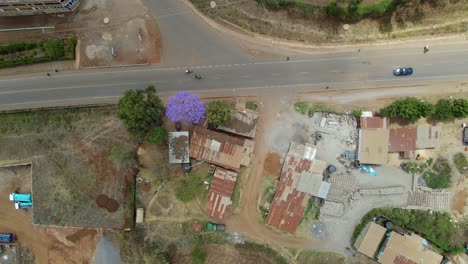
[380,97,434,123]
[453,153,468,173]
[245,101,258,110]
[294,101,311,115]
[0,42,38,55]
[206,100,235,127]
[191,246,207,264]
[452,98,468,118]
[147,126,168,144]
[434,99,455,121]
[352,108,363,117]
[422,158,452,189]
[42,39,65,59]
[175,175,204,202]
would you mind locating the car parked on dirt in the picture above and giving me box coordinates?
[0,233,16,243]
[393,67,413,76]
[205,222,225,232]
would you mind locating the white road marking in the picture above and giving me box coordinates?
[272,73,280,76]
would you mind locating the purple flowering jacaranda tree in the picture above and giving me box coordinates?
[166,91,206,124]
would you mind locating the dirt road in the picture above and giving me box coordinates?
[225,91,330,254]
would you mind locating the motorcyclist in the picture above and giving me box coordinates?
[423,45,429,53]
[195,74,202,79]
[185,69,192,74]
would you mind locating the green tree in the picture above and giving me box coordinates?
[206,100,235,127]
[42,39,64,59]
[452,98,468,118]
[148,126,168,144]
[434,99,454,121]
[380,97,434,123]
[117,86,164,140]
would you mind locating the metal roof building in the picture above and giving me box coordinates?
[357,128,390,165]
[0,0,80,16]
[265,142,327,233]
[190,124,254,171]
[205,167,238,219]
[217,109,258,138]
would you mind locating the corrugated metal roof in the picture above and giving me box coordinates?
[393,256,417,264]
[189,125,247,171]
[355,222,386,258]
[217,110,258,138]
[205,167,238,219]
[388,128,417,158]
[416,126,442,149]
[361,117,390,129]
[265,142,324,233]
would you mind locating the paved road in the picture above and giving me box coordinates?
[143,0,253,65]
[0,42,468,109]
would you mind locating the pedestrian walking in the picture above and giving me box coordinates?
[46,73,51,77]
[423,44,429,53]
[286,56,289,61]
[54,69,59,72]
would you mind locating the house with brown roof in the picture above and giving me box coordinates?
[265,142,327,233]
[205,167,238,219]
[217,109,258,138]
[355,222,443,264]
[189,123,255,171]
[388,128,417,159]
[357,128,390,165]
[360,116,390,129]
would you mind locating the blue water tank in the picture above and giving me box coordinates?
[9,193,31,202]
[0,233,15,243]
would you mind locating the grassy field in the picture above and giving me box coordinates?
[0,107,137,228]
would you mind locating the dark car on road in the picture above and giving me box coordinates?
[393,67,413,76]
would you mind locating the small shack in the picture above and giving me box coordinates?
[168,131,190,164]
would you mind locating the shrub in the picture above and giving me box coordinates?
[191,247,207,264]
[0,42,37,55]
[206,100,235,127]
[42,39,65,59]
[422,158,452,189]
[434,99,454,121]
[246,101,258,110]
[175,175,203,202]
[147,126,168,144]
[453,153,468,174]
[380,97,434,123]
[352,108,363,117]
[294,101,311,115]
[452,98,468,118]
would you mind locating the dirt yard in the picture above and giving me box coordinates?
[0,165,99,264]
[192,0,468,43]
[0,0,161,68]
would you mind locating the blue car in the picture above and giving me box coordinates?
[393,67,413,76]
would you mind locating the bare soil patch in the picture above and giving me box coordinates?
[263,152,282,178]
[451,189,467,214]
[96,194,120,212]
[66,229,98,243]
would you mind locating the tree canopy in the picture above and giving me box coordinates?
[117,86,164,140]
[206,100,235,127]
[380,97,434,123]
[166,92,205,124]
